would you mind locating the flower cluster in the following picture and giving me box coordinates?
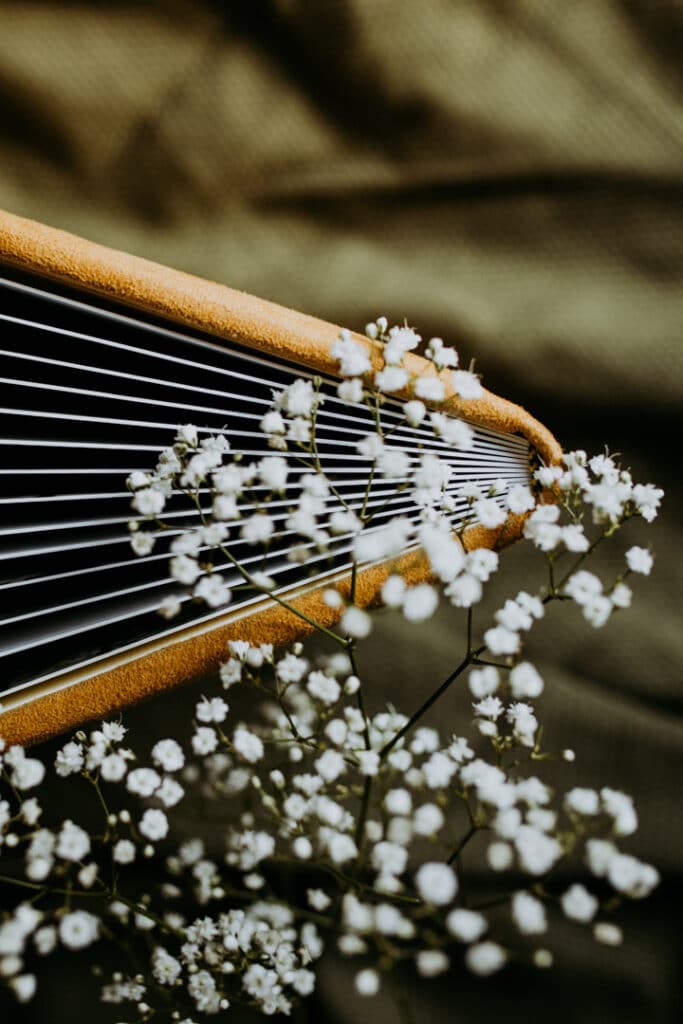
[0,318,664,1019]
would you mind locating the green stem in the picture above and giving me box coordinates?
[218,541,346,647]
[545,533,606,603]
[379,646,484,759]
[0,874,102,899]
[446,824,478,866]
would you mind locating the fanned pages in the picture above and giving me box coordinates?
[0,210,562,744]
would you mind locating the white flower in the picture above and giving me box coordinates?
[585,838,618,877]
[56,821,91,862]
[192,727,218,756]
[340,606,372,639]
[468,666,500,698]
[10,754,45,791]
[422,751,458,789]
[55,742,84,778]
[465,941,506,975]
[258,456,288,491]
[113,839,136,865]
[402,584,438,622]
[601,788,637,835]
[451,370,483,399]
[384,325,421,363]
[511,891,547,934]
[582,594,612,628]
[327,833,358,864]
[593,922,623,946]
[59,911,99,950]
[32,925,57,958]
[331,334,372,377]
[403,399,427,426]
[426,337,458,368]
[487,841,514,871]
[307,671,341,705]
[607,853,660,898]
[276,378,319,417]
[375,366,409,392]
[219,658,243,689]
[412,803,444,836]
[260,409,286,435]
[196,697,229,724]
[139,808,169,842]
[314,750,346,782]
[384,789,412,816]
[99,753,127,782]
[610,582,632,609]
[464,548,497,581]
[446,573,483,608]
[126,768,161,798]
[354,968,380,996]
[561,883,598,922]
[632,483,663,522]
[159,595,182,619]
[415,862,458,906]
[564,570,603,606]
[151,739,185,773]
[233,727,264,764]
[509,662,544,699]
[240,514,274,545]
[152,946,182,986]
[194,574,231,608]
[157,778,184,808]
[447,909,487,943]
[170,554,201,585]
[9,974,37,1003]
[484,625,519,656]
[625,546,653,575]
[474,498,507,530]
[414,375,446,402]
[416,950,450,976]
[276,652,309,684]
[565,787,600,816]
[430,412,474,449]
[514,826,562,875]
[506,484,536,515]
[515,590,544,620]
[506,702,538,747]
[381,575,406,608]
[20,799,41,827]
[473,696,504,720]
[561,524,589,552]
[176,423,199,447]
[356,750,380,776]
[307,889,331,911]
[131,487,165,517]
[523,505,562,551]
[338,378,364,403]
[372,841,408,877]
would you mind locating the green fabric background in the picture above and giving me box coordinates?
[0,1,681,1021]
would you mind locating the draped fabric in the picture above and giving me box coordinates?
[0,2,681,1020]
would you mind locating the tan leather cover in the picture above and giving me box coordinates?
[0,209,562,745]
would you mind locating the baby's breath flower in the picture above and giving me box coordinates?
[465,941,507,976]
[625,546,653,575]
[415,863,458,906]
[561,884,598,922]
[354,968,380,996]
[593,922,623,946]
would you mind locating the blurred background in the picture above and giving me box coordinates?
[0,1,681,1021]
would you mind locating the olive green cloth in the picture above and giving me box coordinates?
[0,1,681,1021]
